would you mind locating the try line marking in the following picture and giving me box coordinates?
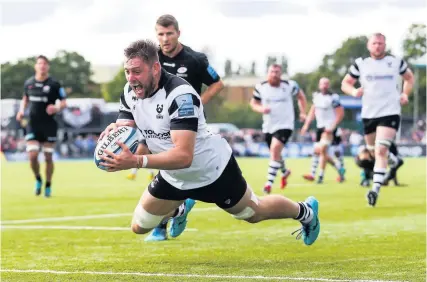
[0,225,198,232]
[1,207,218,224]
[0,269,407,282]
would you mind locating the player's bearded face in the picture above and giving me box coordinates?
[125,58,157,99]
[267,66,281,86]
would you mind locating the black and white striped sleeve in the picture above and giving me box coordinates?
[399,58,408,75]
[253,84,262,101]
[331,94,341,108]
[117,84,134,121]
[167,88,201,132]
[348,58,361,79]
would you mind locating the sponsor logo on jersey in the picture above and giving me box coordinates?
[43,85,50,93]
[365,75,394,81]
[156,104,164,119]
[143,129,171,140]
[163,62,175,67]
[175,94,194,117]
[177,67,187,73]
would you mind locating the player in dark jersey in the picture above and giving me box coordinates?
[125,14,224,242]
[16,55,67,197]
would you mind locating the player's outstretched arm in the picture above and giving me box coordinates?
[139,130,196,170]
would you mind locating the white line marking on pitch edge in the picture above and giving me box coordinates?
[0,269,407,282]
[1,207,218,224]
[0,225,198,232]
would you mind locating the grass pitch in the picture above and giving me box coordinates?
[1,157,425,281]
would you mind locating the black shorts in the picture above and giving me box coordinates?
[362,115,400,135]
[316,128,341,145]
[265,129,293,148]
[25,122,58,143]
[148,156,247,209]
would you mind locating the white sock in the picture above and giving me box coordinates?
[311,154,319,177]
[266,160,281,186]
[372,167,387,193]
[131,168,138,175]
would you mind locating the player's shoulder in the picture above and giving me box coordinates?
[47,76,61,86]
[255,80,268,89]
[354,56,369,65]
[163,70,194,97]
[24,76,35,86]
[180,45,211,68]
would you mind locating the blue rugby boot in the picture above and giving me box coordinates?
[170,199,196,238]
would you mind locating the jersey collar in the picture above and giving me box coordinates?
[148,69,168,98]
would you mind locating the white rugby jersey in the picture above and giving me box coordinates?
[312,91,341,129]
[348,55,408,119]
[253,80,300,133]
[118,69,232,190]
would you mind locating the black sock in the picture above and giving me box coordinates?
[158,219,168,229]
[36,175,42,182]
[46,181,51,188]
[172,202,187,218]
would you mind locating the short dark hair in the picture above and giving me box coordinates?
[371,32,386,41]
[270,63,282,69]
[124,39,159,65]
[156,14,179,31]
[36,55,49,64]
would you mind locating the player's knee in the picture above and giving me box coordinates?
[131,204,165,234]
[131,223,150,234]
[375,139,391,158]
[244,214,262,224]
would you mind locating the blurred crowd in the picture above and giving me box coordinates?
[2,120,426,157]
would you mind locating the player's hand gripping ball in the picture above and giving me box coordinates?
[94,126,139,171]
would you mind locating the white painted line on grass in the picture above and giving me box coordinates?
[0,225,198,232]
[1,207,218,224]
[0,269,406,282]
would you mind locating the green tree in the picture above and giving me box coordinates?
[403,24,426,60]
[266,56,277,73]
[1,57,37,99]
[250,61,256,76]
[50,50,98,97]
[224,59,233,77]
[101,68,127,102]
[1,51,99,99]
[402,23,426,117]
[280,55,288,75]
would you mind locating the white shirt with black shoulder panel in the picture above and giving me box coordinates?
[348,55,408,119]
[312,91,341,129]
[118,69,232,190]
[252,79,300,133]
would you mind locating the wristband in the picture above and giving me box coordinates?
[142,155,148,168]
[136,155,148,169]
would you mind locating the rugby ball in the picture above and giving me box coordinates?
[94,126,139,171]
